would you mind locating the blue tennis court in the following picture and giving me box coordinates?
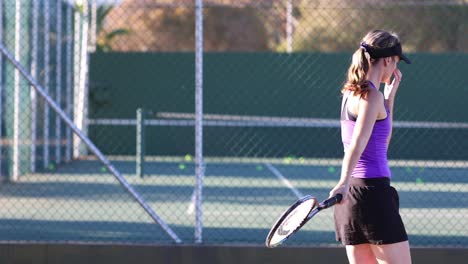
[1,156,467,247]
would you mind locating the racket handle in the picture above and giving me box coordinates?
[319,194,343,209]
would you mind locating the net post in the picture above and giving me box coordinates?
[136,108,145,178]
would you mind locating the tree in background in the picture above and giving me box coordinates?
[95,5,130,52]
[99,1,270,51]
[96,0,467,53]
[292,0,468,52]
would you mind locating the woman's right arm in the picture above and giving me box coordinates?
[329,89,383,200]
[384,68,402,145]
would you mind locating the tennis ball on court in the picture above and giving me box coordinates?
[328,166,336,173]
[48,164,55,170]
[179,164,186,170]
[256,165,263,171]
[405,167,413,174]
[283,157,293,164]
[299,157,305,164]
[416,177,423,184]
[184,154,193,162]
[101,166,107,172]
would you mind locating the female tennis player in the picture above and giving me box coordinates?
[329,30,412,264]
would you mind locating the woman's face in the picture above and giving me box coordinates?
[382,56,399,83]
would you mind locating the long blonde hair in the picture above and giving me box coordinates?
[342,30,400,97]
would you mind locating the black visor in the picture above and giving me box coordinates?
[360,42,411,64]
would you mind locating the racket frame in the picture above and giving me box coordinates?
[265,194,342,248]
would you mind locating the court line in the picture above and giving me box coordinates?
[187,190,196,215]
[77,155,468,170]
[265,163,303,199]
[188,163,306,214]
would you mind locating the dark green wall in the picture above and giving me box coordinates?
[1,244,468,264]
[89,53,468,160]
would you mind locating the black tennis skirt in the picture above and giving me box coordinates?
[334,177,408,245]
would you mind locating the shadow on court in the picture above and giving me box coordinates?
[0,218,467,247]
[1,176,467,209]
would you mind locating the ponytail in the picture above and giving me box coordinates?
[342,47,372,98]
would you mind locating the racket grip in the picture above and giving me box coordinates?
[319,194,343,209]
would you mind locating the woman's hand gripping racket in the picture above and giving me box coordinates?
[265,194,342,248]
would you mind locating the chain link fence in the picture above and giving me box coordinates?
[1,0,467,247]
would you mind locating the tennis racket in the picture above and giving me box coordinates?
[265,193,342,248]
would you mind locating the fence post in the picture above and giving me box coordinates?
[73,0,90,159]
[194,0,205,244]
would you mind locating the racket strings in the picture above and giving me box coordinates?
[266,194,342,247]
[267,198,316,246]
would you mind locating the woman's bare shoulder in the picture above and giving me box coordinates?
[363,88,384,105]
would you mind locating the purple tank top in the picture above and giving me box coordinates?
[340,82,392,178]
